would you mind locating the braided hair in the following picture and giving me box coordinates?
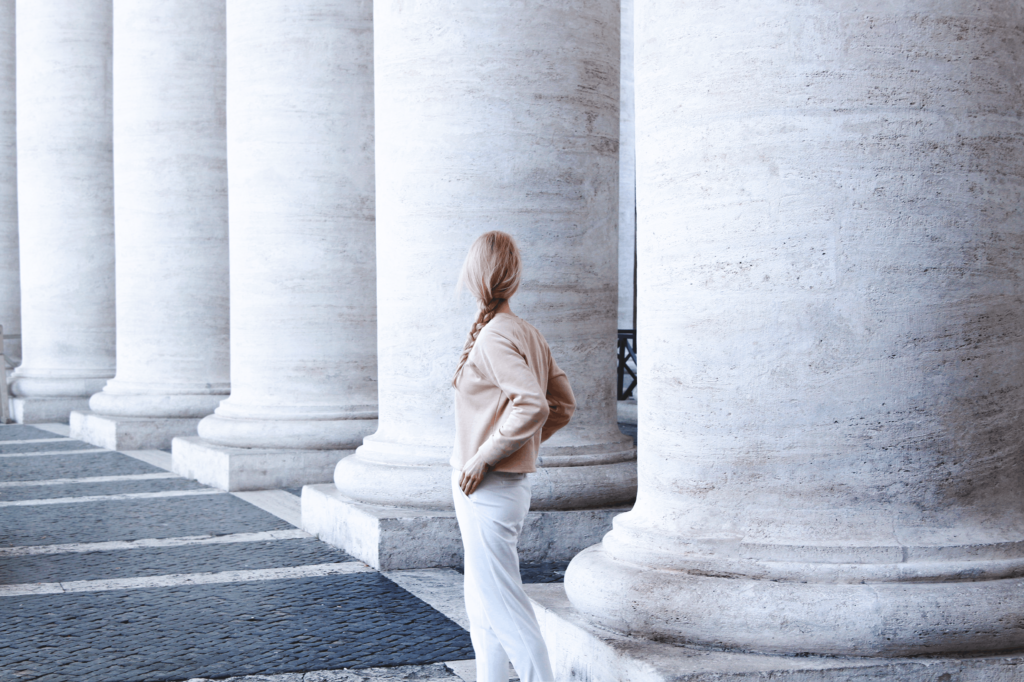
[452,231,522,387]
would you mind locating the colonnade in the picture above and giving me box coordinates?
[73,0,231,450]
[330,0,636,514]
[2,0,1023,674]
[0,1,15,370]
[174,0,379,490]
[10,0,116,424]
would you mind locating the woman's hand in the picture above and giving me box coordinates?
[459,455,491,496]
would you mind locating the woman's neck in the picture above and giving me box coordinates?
[494,299,513,316]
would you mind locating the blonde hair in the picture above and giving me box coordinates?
[452,231,522,387]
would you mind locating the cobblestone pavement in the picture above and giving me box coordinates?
[0,423,574,682]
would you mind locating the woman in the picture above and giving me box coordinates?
[450,231,576,682]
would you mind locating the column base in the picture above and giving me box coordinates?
[11,397,91,424]
[301,482,628,571]
[527,582,1024,682]
[70,410,201,450]
[171,436,348,491]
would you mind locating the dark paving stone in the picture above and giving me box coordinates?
[519,561,569,584]
[0,537,355,584]
[0,451,163,482]
[0,572,474,682]
[0,476,206,502]
[0,493,292,547]
[0,425,61,442]
[0,439,99,454]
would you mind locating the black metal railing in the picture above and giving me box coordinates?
[617,329,636,401]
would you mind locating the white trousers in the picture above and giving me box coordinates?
[452,469,555,682]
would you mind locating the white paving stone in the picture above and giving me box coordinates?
[0,448,108,458]
[0,487,225,507]
[233,489,302,528]
[0,562,372,597]
[0,472,177,488]
[0,529,310,557]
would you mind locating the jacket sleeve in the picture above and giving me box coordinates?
[541,354,575,443]
[472,330,550,467]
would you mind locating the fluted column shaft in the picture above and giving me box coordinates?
[87,0,229,420]
[195,0,376,450]
[333,0,636,511]
[566,0,1024,657]
[0,0,16,368]
[12,0,115,405]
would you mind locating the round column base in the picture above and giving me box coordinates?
[198,412,378,450]
[10,369,113,398]
[565,543,1024,657]
[89,382,228,419]
[333,435,638,511]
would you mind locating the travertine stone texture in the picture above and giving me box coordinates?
[529,584,1024,682]
[71,410,202,451]
[11,0,115,417]
[566,0,1024,657]
[87,0,229,425]
[172,437,343,492]
[333,0,636,512]
[0,0,17,368]
[194,0,376,451]
[303,484,625,571]
[617,0,635,330]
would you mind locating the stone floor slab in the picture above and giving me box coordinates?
[0,574,474,682]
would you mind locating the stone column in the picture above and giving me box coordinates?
[560,0,1024,665]
[70,1,230,450]
[305,0,636,571]
[11,0,115,424]
[0,0,18,373]
[171,0,377,491]
[617,0,635,332]
[615,0,637,429]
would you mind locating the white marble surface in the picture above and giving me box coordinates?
[11,0,115,412]
[197,0,376,451]
[303,483,625,571]
[232,489,303,529]
[172,436,345,492]
[0,0,18,366]
[72,410,202,451]
[617,0,635,330]
[88,0,229,423]
[531,583,1024,682]
[566,0,1024,658]
[334,0,636,513]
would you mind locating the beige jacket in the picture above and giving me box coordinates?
[451,312,576,473]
